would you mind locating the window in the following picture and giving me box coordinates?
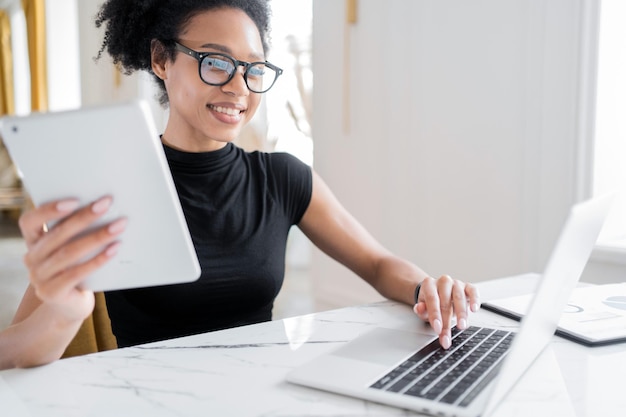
[593,0,626,251]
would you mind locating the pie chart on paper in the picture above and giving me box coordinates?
[603,296,626,311]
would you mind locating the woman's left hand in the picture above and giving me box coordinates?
[413,275,480,349]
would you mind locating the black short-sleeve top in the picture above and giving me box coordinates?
[105,142,313,347]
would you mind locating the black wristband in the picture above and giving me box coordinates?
[413,282,422,305]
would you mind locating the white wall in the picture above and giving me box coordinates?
[76,0,167,130]
[46,0,80,111]
[64,0,620,308]
[311,0,599,308]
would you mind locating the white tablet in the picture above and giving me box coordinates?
[0,100,201,292]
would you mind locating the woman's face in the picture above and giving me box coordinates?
[155,8,265,152]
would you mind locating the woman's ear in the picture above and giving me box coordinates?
[151,39,168,80]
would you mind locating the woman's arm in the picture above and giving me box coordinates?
[298,171,480,349]
[0,197,125,370]
[0,286,93,369]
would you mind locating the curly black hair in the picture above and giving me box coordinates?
[95,0,272,106]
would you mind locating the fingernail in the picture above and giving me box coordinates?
[433,319,442,334]
[108,218,127,234]
[56,200,80,212]
[472,303,480,312]
[105,242,121,257]
[92,197,112,214]
[442,336,451,349]
[458,318,467,330]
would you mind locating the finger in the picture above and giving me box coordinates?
[465,283,481,312]
[413,301,429,320]
[436,275,455,348]
[419,277,443,334]
[25,196,113,269]
[34,217,127,283]
[35,241,121,305]
[19,199,81,246]
[451,279,469,329]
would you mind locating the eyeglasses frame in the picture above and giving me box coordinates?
[173,41,283,93]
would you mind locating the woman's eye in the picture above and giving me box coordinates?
[204,58,232,72]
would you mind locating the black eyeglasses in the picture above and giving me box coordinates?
[173,42,283,94]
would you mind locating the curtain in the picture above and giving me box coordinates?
[21,0,47,111]
[0,9,17,190]
[0,9,14,115]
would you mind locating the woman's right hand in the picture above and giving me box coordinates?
[17,196,126,324]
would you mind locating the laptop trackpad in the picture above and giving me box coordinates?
[333,327,438,367]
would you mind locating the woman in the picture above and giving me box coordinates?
[0,0,479,369]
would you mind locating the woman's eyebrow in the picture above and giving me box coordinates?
[201,43,265,61]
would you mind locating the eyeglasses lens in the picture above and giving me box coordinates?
[201,56,234,84]
[200,56,277,93]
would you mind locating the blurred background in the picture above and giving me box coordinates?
[1,0,625,330]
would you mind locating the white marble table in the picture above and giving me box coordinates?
[1,275,625,417]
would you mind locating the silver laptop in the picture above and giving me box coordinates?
[287,194,613,417]
[0,101,201,292]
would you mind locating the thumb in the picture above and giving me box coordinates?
[413,301,429,320]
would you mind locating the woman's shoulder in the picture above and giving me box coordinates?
[241,147,310,173]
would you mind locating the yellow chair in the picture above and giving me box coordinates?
[61,292,117,358]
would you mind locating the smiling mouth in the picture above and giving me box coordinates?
[208,105,243,116]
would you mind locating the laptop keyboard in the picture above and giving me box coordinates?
[370,326,515,407]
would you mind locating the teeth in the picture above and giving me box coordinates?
[210,105,241,116]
